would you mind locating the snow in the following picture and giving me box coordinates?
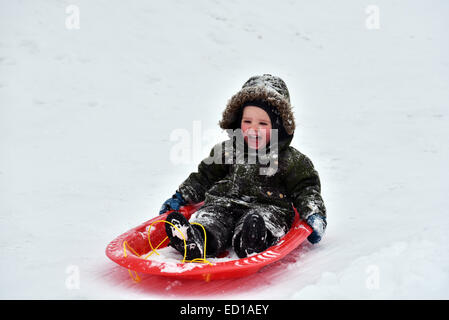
[1,0,449,299]
[144,246,207,274]
[142,246,240,270]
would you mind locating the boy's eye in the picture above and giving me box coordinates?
[243,120,251,124]
[259,122,268,126]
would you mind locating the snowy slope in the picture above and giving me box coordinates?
[0,0,448,299]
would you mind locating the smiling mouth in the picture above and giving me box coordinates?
[247,135,260,142]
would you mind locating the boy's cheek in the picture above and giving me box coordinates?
[259,129,271,143]
[264,130,271,142]
[241,125,252,135]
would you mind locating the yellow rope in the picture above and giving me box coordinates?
[122,217,212,282]
[189,222,212,266]
[123,241,141,258]
[147,220,188,262]
[143,236,168,259]
[123,241,142,282]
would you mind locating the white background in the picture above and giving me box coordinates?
[1,0,448,299]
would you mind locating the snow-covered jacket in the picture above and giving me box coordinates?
[177,74,326,223]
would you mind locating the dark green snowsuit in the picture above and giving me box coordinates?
[177,75,326,256]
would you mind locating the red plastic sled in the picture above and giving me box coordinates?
[105,202,312,281]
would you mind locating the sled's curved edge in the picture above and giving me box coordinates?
[105,203,312,281]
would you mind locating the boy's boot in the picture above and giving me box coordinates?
[236,213,268,258]
[165,211,204,260]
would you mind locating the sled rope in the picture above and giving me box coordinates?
[147,220,212,265]
[147,220,188,261]
[122,218,211,283]
[122,241,142,282]
[189,222,212,265]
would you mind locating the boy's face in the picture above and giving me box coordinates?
[240,106,272,149]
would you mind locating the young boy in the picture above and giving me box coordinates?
[159,74,327,259]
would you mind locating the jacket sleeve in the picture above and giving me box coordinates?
[284,151,327,221]
[177,142,229,204]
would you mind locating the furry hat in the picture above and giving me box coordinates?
[219,74,296,135]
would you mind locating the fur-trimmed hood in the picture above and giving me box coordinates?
[219,74,296,135]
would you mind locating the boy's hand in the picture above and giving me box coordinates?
[306,214,326,244]
[159,191,186,215]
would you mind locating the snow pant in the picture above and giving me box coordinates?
[189,197,295,257]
